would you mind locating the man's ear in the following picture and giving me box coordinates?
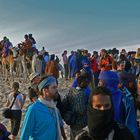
[42,88,48,92]
[43,88,49,94]
[41,88,49,98]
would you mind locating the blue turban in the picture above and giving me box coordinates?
[38,76,56,91]
[99,71,119,83]
[99,70,120,91]
[82,59,90,67]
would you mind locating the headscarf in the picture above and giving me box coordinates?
[38,76,56,91]
[88,105,114,140]
[81,59,92,81]
[98,70,123,123]
[99,70,119,92]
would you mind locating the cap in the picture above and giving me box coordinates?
[38,76,56,91]
[29,72,40,81]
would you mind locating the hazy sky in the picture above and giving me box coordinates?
[0,0,140,54]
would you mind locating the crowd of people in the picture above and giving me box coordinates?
[0,35,140,140]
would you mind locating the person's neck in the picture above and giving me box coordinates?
[38,98,56,109]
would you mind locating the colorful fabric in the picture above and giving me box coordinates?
[91,58,99,72]
[99,55,113,71]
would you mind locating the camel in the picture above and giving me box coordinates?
[0,39,36,82]
[1,50,12,81]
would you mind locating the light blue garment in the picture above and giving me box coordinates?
[20,100,63,140]
[121,94,139,140]
[69,54,78,78]
[44,55,49,63]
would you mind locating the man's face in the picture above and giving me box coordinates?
[32,76,41,84]
[83,63,89,68]
[94,53,98,58]
[100,50,106,57]
[117,63,124,71]
[91,94,112,110]
[44,82,58,100]
[98,79,105,87]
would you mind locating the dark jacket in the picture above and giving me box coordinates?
[76,123,134,140]
[62,88,88,130]
[54,93,64,119]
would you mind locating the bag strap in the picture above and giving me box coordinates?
[9,93,19,109]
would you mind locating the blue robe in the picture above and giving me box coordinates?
[69,54,78,78]
[99,71,139,140]
[20,100,63,140]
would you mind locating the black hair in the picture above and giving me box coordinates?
[64,50,67,53]
[125,61,131,72]
[12,82,19,89]
[28,87,38,101]
[37,55,44,60]
[29,34,32,37]
[50,54,55,60]
[24,34,28,38]
[71,50,74,54]
[117,60,124,66]
[89,87,112,106]
[3,36,7,40]
[120,54,126,61]
[44,52,49,56]
[77,75,89,88]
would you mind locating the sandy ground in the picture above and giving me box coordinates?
[0,76,72,139]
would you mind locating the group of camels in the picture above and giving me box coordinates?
[0,40,37,82]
